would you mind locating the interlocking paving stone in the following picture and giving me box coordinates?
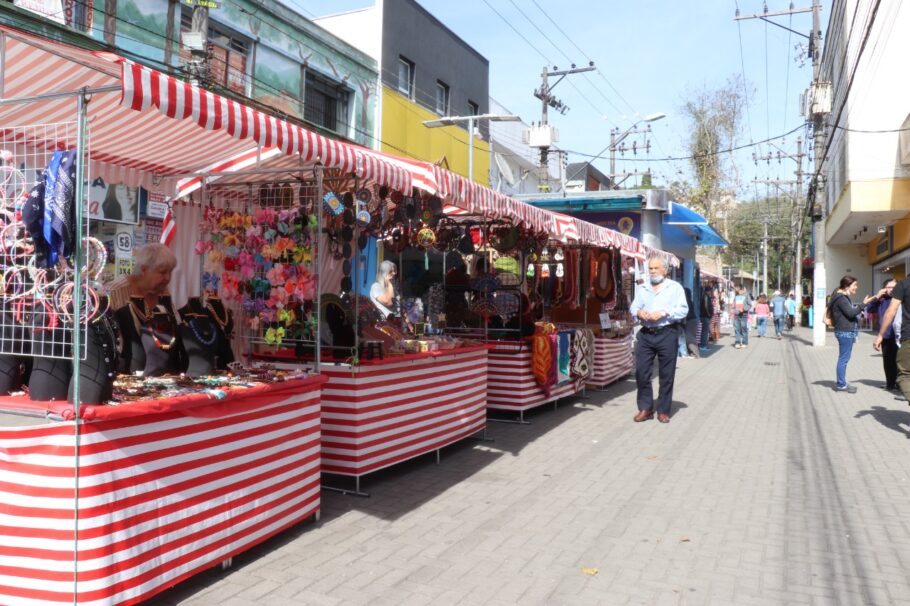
[151,328,910,605]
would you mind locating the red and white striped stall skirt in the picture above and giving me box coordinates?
[487,341,584,413]
[0,375,326,606]
[587,333,634,389]
[319,346,488,477]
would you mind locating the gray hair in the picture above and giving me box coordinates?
[134,243,177,273]
[647,255,669,271]
[377,260,397,281]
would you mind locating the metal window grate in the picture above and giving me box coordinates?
[0,122,92,361]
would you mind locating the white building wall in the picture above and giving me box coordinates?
[313,8,382,59]
[826,244,874,295]
[824,0,910,211]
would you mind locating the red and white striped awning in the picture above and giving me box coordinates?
[0,23,675,262]
[0,25,410,193]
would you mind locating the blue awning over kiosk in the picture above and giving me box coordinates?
[663,202,728,246]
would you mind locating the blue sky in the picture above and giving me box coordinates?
[288,0,826,198]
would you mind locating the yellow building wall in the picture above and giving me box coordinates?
[868,212,910,265]
[380,87,491,186]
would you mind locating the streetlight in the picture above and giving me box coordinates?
[423,113,521,182]
[565,112,665,187]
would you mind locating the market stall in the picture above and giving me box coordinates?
[0,374,325,606]
[0,24,412,605]
[319,346,488,494]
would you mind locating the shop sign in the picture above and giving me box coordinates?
[181,0,220,7]
[13,0,65,24]
[146,196,169,220]
[88,177,144,225]
[578,211,641,240]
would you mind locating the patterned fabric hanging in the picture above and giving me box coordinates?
[571,328,594,379]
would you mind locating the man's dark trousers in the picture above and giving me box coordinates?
[635,326,679,415]
[882,338,898,389]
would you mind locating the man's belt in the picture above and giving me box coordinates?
[639,323,679,335]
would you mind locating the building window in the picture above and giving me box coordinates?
[435,81,450,116]
[180,11,250,95]
[398,57,415,99]
[304,71,350,135]
[468,100,479,117]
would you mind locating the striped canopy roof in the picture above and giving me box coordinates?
[0,24,676,264]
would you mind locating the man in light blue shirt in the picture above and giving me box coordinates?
[770,290,787,339]
[629,256,689,423]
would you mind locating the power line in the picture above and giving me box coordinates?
[566,123,806,163]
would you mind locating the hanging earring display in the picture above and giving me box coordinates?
[527,262,535,278]
[540,263,550,278]
[556,263,564,278]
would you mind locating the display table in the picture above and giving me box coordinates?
[0,374,326,606]
[587,333,634,389]
[319,346,487,489]
[487,340,585,422]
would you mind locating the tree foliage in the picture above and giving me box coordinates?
[678,76,748,225]
[721,199,801,292]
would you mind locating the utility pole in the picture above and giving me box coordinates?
[762,216,769,296]
[533,63,595,192]
[610,125,654,186]
[735,1,819,334]
[181,5,211,86]
[808,0,829,347]
[753,135,807,314]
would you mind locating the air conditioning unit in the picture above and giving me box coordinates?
[524,125,559,148]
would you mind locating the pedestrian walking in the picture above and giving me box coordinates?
[629,256,689,423]
[682,287,699,358]
[829,275,877,393]
[865,279,898,391]
[732,285,752,349]
[754,294,770,338]
[873,276,910,399]
[785,292,797,330]
[711,287,722,341]
[699,286,713,351]
[770,290,787,339]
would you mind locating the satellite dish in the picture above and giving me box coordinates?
[494,152,517,186]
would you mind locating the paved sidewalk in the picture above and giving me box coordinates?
[155,327,910,606]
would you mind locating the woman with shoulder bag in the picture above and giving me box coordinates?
[830,275,877,393]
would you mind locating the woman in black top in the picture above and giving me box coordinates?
[829,275,876,392]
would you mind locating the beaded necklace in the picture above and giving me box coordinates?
[145,328,176,350]
[206,300,230,332]
[188,316,217,346]
[128,298,152,323]
[142,315,176,350]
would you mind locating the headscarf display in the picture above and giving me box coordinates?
[23,149,78,268]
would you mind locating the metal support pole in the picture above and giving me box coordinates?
[467,115,474,184]
[810,0,827,347]
[315,166,323,370]
[71,90,89,605]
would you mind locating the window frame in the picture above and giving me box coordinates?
[435,80,450,116]
[467,99,479,117]
[398,56,415,99]
[303,69,352,137]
